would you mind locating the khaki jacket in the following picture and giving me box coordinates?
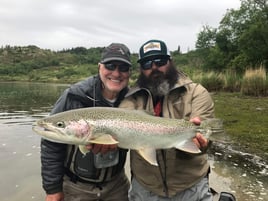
[119,72,214,197]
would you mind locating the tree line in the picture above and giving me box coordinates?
[0,0,267,81]
[194,0,268,73]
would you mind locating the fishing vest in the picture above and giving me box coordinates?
[59,75,129,184]
[65,145,127,183]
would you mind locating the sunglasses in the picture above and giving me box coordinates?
[140,58,169,70]
[103,63,130,72]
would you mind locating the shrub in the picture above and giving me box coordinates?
[223,70,242,92]
[241,67,267,96]
[200,71,225,92]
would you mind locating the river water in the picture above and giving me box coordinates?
[0,82,267,201]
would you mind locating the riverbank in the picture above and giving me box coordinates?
[212,92,268,160]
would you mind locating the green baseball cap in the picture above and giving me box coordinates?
[138,39,171,63]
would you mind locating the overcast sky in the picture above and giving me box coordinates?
[1,0,241,53]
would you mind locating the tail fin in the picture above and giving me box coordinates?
[198,118,225,139]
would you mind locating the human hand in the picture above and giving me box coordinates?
[190,117,201,126]
[193,132,209,150]
[85,144,118,154]
[45,192,64,201]
[190,117,209,149]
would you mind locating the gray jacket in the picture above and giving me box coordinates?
[40,75,128,194]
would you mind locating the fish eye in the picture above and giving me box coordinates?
[56,121,65,128]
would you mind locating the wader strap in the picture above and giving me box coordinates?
[66,145,75,169]
[65,168,106,186]
[65,146,120,184]
[154,99,168,196]
[157,150,169,197]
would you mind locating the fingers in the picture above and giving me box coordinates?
[85,144,93,150]
[190,117,201,125]
[192,137,201,149]
[90,144,118,154]
[193,133,208,149]
[45,192,64,201]
[190,117,209,151]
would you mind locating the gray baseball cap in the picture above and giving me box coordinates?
[101,43,131,65]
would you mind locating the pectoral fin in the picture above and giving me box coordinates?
[137,148,158,166]
[89,134,119,145]
[78,134,119,155]
[176,140,201,154]
[79,145,90,155]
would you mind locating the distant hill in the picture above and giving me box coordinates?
[0,45,139,83]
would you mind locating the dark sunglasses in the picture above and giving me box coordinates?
[103,63,130,72]
[140,58,169,70]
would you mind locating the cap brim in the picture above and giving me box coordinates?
[101,57,131,65]
[138,54,170,63]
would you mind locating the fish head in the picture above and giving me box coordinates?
[32,115,93,145]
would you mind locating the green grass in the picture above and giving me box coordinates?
[212,92,268,159]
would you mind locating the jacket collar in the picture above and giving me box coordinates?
[68,75,129,107]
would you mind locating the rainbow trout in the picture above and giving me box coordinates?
[32,107,223,165]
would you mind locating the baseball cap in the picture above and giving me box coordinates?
[101,43,131,65]
[138,39,171,63]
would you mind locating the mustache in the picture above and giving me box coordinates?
[149,69,164,78]
[137,63,179,95]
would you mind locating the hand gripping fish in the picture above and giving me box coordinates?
[32,107,223,166]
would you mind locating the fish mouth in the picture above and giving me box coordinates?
[32,124,55,135]
[32,122,67,142]
[32,122,89,145]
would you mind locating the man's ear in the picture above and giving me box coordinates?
[98,63,101,72]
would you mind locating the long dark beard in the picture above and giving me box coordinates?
[137,64,178,97]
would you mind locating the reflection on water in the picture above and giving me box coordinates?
[0,82,267,201]
[0,81,68,113]
[0,119,44,201]
[209,142,267,201]
[0,82,68,201]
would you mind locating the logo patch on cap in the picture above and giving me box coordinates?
[143,42,161,53]
[109,46,125,55]
[101,43,131,65]
[118,48,125,55]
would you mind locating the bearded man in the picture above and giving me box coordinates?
[120,39,215,201]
